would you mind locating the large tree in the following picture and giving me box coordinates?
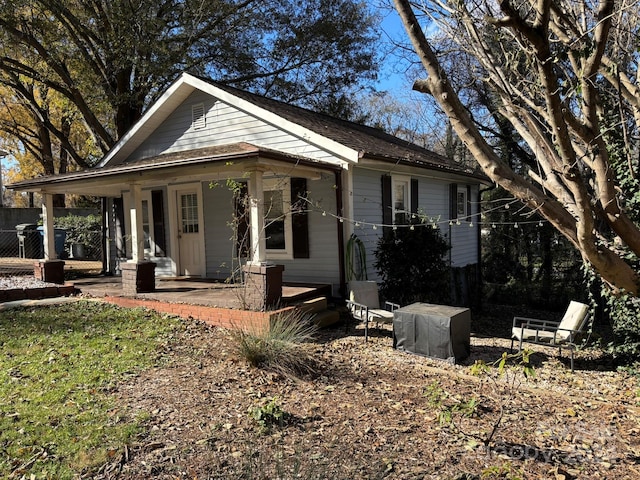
[393,0,640,295]
[0,0,380,187]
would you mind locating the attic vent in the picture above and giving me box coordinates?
[192,103,205,129]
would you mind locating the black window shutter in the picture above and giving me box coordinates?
[291,177,309,258]
[411,178,419,222]
[381,175,392,235]
[151,190,166,256]
[449,183,458,220]
[466,185,472,220]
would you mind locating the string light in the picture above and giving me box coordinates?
[294,196,546,231]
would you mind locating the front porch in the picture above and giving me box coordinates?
[70,275,341,331]
[71,276,334,309]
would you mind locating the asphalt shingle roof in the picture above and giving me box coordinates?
[208,79,482,177]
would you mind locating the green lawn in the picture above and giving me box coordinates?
[0,300,181,479]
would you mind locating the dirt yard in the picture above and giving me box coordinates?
[99,309,640,480]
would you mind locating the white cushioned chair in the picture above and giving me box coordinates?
[511,301,591,372]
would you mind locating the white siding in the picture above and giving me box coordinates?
[130,91,339,164]
[351,168,384,281]
[201,175,342,294]
[350,168,479,283]
[275,175,341,293]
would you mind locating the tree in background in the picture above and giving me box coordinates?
[393,0,640,297]
[0,0,380,205]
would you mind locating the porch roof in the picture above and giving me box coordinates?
[7,143,334,196]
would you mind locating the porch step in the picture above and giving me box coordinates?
[294,296,340,328]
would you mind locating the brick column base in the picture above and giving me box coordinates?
[34,260,65,284]
[121,261,156,295]
[242,263,284,311]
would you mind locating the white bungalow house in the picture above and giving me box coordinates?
[8,73,487,305]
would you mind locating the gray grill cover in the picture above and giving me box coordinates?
[393,303,471,363]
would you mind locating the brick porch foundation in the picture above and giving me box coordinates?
[103,295,294,331]
[121,261,156,295]
[34,259,65,284]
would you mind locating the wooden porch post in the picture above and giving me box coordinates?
[33,192,65,284]
[129,183,145,263]
[41,193,56,260]
[122,183,156,294]
[243,168,284,310]
[247,168,266,265]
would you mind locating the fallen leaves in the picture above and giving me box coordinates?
[105,320,639,479]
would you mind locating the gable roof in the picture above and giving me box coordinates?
[208,79,457,169]
[99,73,484,180]
[9,73,487,193]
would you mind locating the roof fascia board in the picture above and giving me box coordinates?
[183,74,359,164]
[355,159,490,185]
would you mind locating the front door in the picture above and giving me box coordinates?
[176,189,204,276]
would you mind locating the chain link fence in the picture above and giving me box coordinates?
[0,227,103,278]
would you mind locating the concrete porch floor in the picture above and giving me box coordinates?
[71,275,334,309]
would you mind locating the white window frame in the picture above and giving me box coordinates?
[141,191,157,257]
[392,175,411,224]
[263,177,293,260]
[456,187,468,218]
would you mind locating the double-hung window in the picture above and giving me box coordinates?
[264,178,293,259]
[393,175,411,225]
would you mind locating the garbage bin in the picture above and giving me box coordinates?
[37,226,67,258]
[16,223,42,258]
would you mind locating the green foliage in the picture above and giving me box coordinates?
[604,291,640,364]
[231,309,318,377]
[481,189,588,310]
[470,351,536,380]
[249,397,290,433]
[0,0,381,179]
[423,381,480,426]
[54,213,101,247]
[374,226,451,305]
[0,301,181,479]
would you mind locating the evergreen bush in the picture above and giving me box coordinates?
[374,226,451,306]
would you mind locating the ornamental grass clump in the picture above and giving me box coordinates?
[231,308,318,377]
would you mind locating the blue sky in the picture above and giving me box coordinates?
[375,5,417,94]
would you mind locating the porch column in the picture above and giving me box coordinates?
[242,168,284,310]
[34,192,65,284]
[122,183,156,294]
[129,183,145,263]
[42,193,56,260]
[247,168,266,264]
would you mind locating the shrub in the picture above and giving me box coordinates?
[374,226,451,306]
[249,397,290,433]
[231,308,317,376]
[54,213,102,259]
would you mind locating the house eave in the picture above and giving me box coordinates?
[7,143,343,195]
[358,154,490,184]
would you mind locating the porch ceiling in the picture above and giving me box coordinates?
[7,143,338,197]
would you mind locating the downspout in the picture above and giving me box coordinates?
[335,169,346,299]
